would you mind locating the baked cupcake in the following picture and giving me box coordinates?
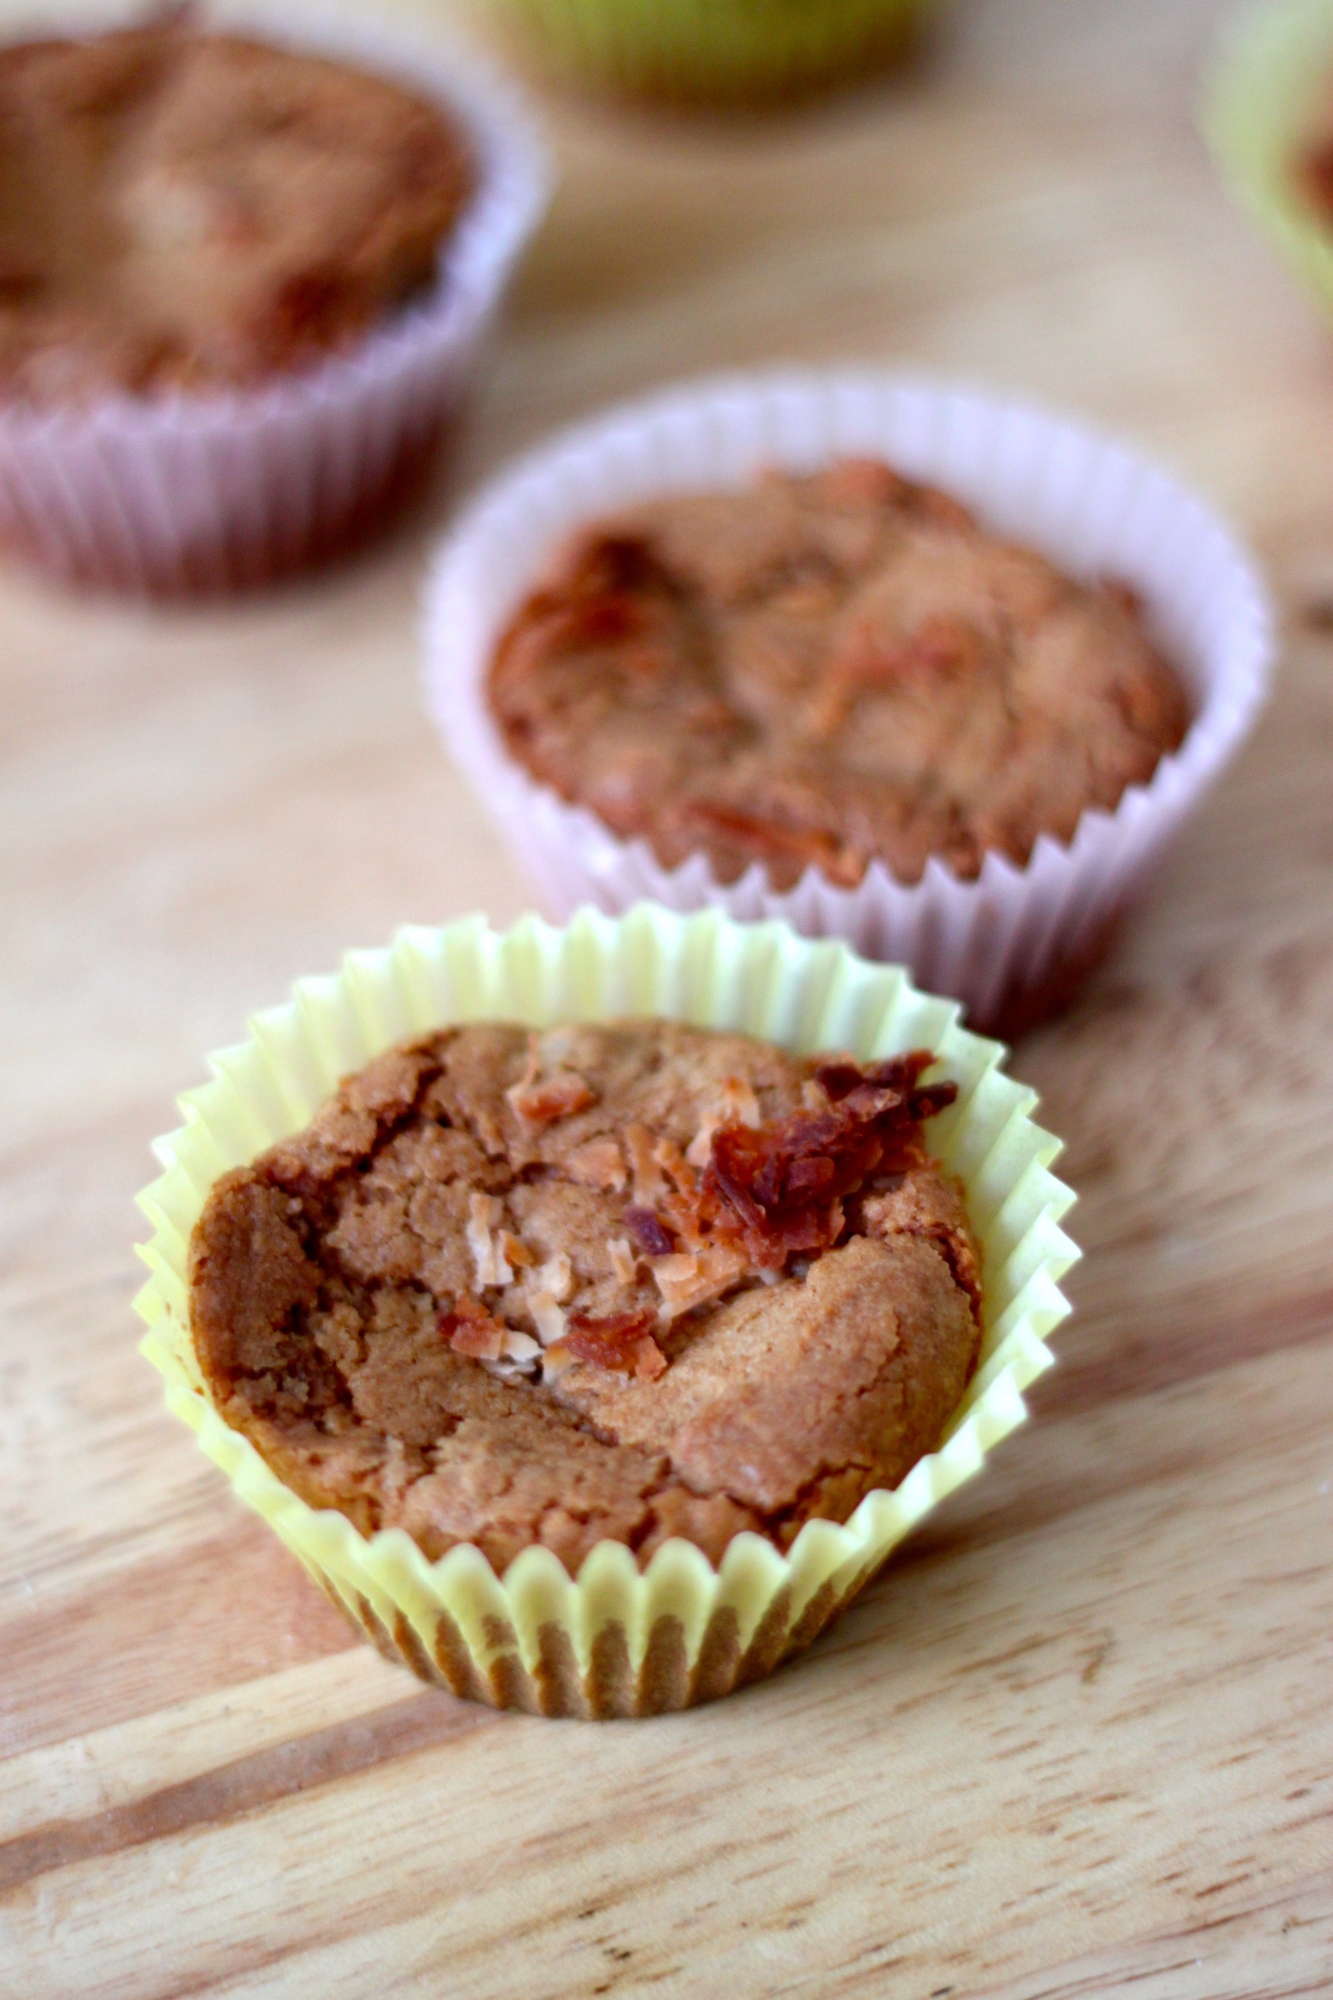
[487,459,1190,896]
[425,373,1271,1035]
[0,14,544,591]
[137,908,1079,1717]
[462,0,928,106]
[1206,0,1333,333]
[190,1020,979,1573]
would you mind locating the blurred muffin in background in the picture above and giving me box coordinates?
[0,22,475,400]
[458,0,931,107]
[486,459,1191,898]
[1205,0,1333,337]
[0,14,544,593]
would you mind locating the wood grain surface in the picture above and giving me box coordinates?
[3,0,1333,1993]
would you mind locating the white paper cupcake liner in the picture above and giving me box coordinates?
[422,371,1272,1032]
[0,2,547,594]
[135,906,1078,1717]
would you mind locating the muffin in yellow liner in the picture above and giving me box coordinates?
[1204,0,1333,322]
[462,0,928,105]
[135,907,1077,1718]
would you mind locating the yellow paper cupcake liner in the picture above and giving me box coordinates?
[1204,0,1333,322]
[465,0,927,104]
[135,907,1078,1718]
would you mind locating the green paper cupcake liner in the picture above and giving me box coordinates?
[1204,0,1333,322]
[135,907,1078,1718]
[466,0,928,104]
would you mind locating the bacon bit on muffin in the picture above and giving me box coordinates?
[505,1034,597,1127]
[814,1054,957,1123]
[564,1136,627,1190]
[557,1309,667,1381]
[440,1293,506,1360]
[703,1051,955,1264]
[508,1070,595,1126]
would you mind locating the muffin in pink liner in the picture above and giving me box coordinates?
[0,4,546,595]
[422,371,1272,1035]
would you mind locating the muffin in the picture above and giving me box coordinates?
[1299,108,1333,220]
[189,1019,980,1574]
[0,16,544,591]
[487,459,1191,896]
[1205,0,1333,340]
[426,374,1270,1037]
[0,22,474,400]
[463,0,928,106]
[137,909,1079,1716]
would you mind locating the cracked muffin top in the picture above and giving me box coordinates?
[487,458,1190,892]
[189,1019,983,1575]
[0,22,474,399]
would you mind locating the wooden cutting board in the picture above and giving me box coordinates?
[3,0,1332,1993]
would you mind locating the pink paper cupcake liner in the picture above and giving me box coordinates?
[422,370,1273,1033]
[0,3,547,595]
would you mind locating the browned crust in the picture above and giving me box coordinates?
[189,1021,983,1576]
[486,462,1190,894]
[0,24,474,401]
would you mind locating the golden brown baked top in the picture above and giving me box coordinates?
[488,459,1191,892]
[189,1020,982,1575]
[0,23,474,399]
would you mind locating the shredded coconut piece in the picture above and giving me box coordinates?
[564,1137,627,1190]
[687,1077,762,1166]
[501,1330,541,1363]
[541,1344,577,1383]
[484,1353,539,1381]
[723,1076,762,1126]
[499,1230,535,1269]
[651,1243,749,1321]
[607,1236,638,1285]
[466,1192,513,1288]
[533,1252,573,1304]
[530,1291,568,1347]
[651,1252,699,1295]
[626,1122,667,1204]
[652,1136,696,1195]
